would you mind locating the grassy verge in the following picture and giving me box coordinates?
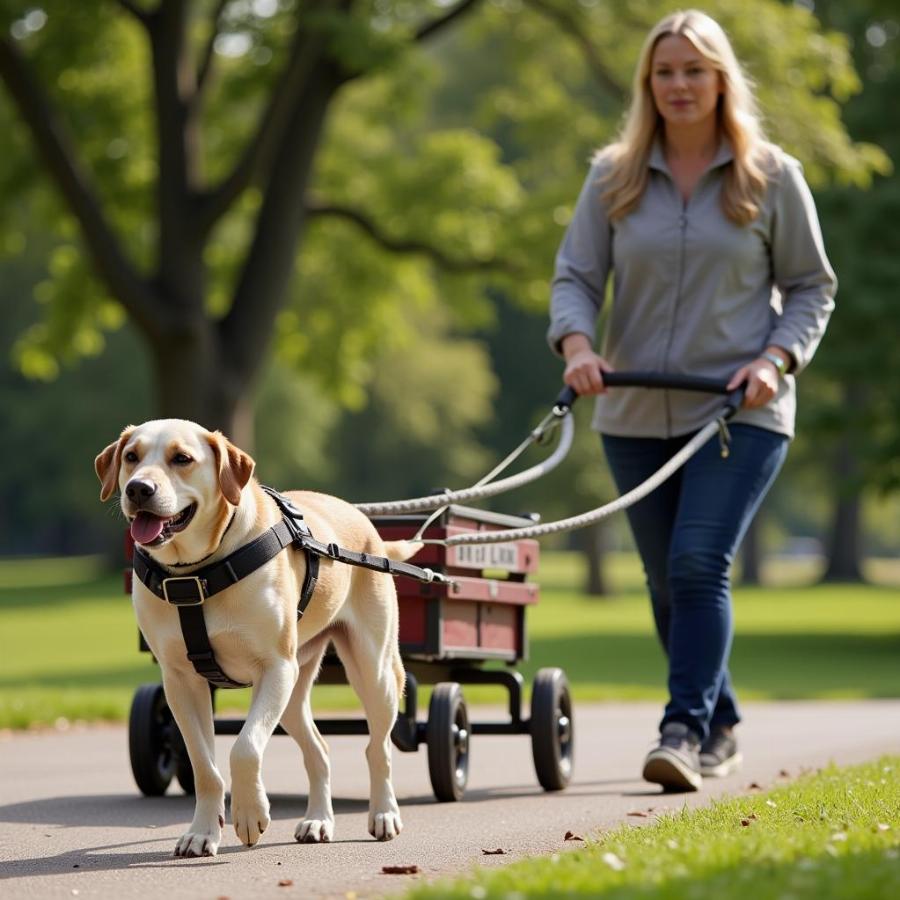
[1,552,899,728]
[519,552,900,702]
[407,756,900,900]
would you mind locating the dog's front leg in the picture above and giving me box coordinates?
[230,657,299,847]
[160,672,226,857]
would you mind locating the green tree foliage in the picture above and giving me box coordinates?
[0,0,888,559]
[806,0,900,492]
[0,1,882,435]
[753,0,898,581]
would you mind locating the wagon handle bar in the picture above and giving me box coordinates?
[554,371,747,420]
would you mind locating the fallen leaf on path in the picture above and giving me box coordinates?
[277,879,293,887]
[481,848,506,855]
[747,782,763,791]
[564,831,584,841]
[382,865,419,875]
[627,810,649,817]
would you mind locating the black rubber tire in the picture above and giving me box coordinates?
[173,728,196,795]
[128,684,177,796]
[427,683,470,802]
[531,667,574,791]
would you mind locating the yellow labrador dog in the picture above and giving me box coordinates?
[95,418,418,857]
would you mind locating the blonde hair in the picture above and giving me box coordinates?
[600,9,774,225]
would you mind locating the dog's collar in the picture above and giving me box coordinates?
[132,488,318,612]
[167,509,238,569]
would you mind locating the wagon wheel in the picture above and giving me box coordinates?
[173,728,196,795]
[427,683,470,802]
[530,668,574,791]
[128,683,182,796]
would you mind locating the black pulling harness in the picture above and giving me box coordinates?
[131,486,450,689]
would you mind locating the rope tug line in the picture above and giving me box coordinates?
[354,374,745,548]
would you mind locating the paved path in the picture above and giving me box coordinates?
[2,700,899,899]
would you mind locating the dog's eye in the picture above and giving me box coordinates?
[124,451,138,464]
[172,453,193,466]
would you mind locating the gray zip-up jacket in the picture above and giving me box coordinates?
[547,141,836,438]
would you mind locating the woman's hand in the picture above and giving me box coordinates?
[727,357,780,408]
[561,333,612,396]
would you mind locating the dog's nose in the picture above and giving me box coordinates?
[125,478,157,504]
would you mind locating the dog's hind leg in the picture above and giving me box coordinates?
[330,622,404,841]
[280,632,336,843]
[161,671,226,857]
[229,656,299,847]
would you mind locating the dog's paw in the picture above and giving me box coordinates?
[294,817,335,843]
[369,810,403,841]
[174,827,221,858]
[231,784,270,847]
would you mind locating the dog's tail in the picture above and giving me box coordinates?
[382,540,424,563]
[382,540,421,699]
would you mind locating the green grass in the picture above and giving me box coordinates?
[407,756,900,900]
[514,552,900,703]
[1,552,899,729]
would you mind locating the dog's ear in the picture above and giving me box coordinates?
[207,431,255,506]
[95,427,135,502]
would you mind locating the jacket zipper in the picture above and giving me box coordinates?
[661,198,689,438]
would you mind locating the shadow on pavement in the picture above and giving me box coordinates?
[0,773,646,832]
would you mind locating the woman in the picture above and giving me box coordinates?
[548,10,835,791]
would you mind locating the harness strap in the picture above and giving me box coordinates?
[130,487,448,690]
[299,536,442,584]
[132,494,320,689]
[176,605,247,689]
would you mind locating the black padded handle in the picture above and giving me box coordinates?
[554,371,747,419]
[601,371,731,393]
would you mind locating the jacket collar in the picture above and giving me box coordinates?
[648,137,734,176]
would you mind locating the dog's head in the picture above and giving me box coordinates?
[95,419,255,560]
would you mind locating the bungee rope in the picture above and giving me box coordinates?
[354,404,575,517]
[425,417,723,547]
[356,373,746,548]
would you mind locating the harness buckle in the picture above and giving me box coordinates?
[161,575,206,606]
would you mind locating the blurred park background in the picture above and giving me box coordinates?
[1,0,898,728]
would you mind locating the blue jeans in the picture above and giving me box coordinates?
[601,424,788,741]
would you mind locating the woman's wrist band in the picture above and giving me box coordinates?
[759,351,787,376]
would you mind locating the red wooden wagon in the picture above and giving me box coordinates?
[126,504,574,803]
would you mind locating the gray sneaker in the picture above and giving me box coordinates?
[699,726,743,777]
[642,722,702,792]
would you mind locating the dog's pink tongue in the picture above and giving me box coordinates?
[131,512,165,545]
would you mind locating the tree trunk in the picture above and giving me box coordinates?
[583,520,610,597]
[149,321,252,446]
[740,516,762,585]
[821,435,865,582]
